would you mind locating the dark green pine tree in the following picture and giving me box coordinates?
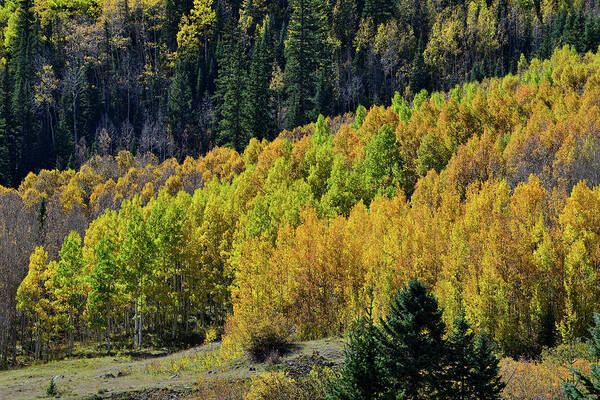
[409,37,428,92]
[362,0,394,25]
[470,333,505,400]
[447,311,504,400]
[284,0,328,129]
[215,27,250,151]
[11,0,40,179]
[377,279,448,400]
[162,0,181,50]
[243,16,275,141]
[563,313,600,399]
[448,311,475,399]
[564,11,585,53]
[583,16,600,53]
[538,25,553,60]
[326,300,388,400]
[0,62,13,185]
[167,62,194,141]
[312,68,334,120]
[552,11,567,48]
[55,94,75,170]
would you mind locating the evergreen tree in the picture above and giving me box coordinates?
[362,0,394,25]
[409,37,428,93]
[55,94,74,170]
[447,312,504,400]
[11,0,40,179]
[377,279,448,400]
[167,61,194,151]
[215,26,249,152]
[448,312,475,399]
[563,313,600,399]
[326,301,388,400]
[312,68,334,120]
[584,16,600,52]
[244,16,275,141]
[284,0,328,129]
[0,62,12,185]
[552,11,567,48]
[470,333,505,400]
[162,0,182,50]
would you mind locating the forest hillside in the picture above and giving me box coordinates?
[3,45,600,369]
[0,0,599,186]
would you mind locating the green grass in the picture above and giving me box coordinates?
[0,338,345,399]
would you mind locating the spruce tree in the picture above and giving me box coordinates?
[470,333,505,400]
[162,0,182,50]
[284,0,328,129]
[0,62,12,185]
[409,37,428,93]
[55,94,74,170]
[215,26,250,151]
[448,312,475,399]
[377,279,447,400]
[447,312,504,400]
[244,16,275,141]
[362,0,394,25]
[326,302,388,400]
[11,0,40,179]
[167,61,194,150]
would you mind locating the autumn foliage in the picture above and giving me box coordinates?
[5,46,600,364]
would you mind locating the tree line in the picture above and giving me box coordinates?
[3,45,600,366]
[0,0,600,186]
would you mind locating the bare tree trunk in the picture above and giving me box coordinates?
[68,313,73,358]
[134,302,139,348]
[106,305,111,356]
[138,310,142,349]
[34,328,40,361]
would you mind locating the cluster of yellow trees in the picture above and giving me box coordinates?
[6,45,600,359]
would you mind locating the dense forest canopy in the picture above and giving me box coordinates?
[0,0,599,186]
[3,44,600,366]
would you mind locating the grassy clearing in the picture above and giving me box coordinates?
[0,339,345,399]
[3,336,584,400]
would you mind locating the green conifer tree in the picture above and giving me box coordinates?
[244,16,275,141]
[470,333,505,400]
[0,62,12,185]
[215,27,249,151]
[362,0,394,25]
[11,0,40,179]
[167,61,194,151]
[377,279,447,400]
[447,312,504,400]
[326,299,387,400]
[409,37,428,92]
[284,0,328,128]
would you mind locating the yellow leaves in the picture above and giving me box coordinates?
[16,247,60,332]
[34,65,58,107]
[176,0,215,56]
[424,6,464,69]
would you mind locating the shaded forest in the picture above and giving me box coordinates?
[0,0,599,186]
